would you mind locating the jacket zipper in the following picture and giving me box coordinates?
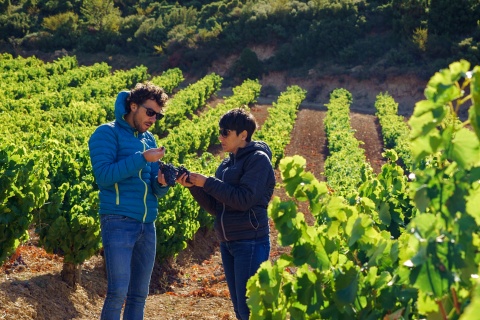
[140,170,148,222]
[220,157,234,241]
[140,135,148,222]
[115,183,119,205]
[221,203,228,241]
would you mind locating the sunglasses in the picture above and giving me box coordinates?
[140,104,164,120]
[219,128,232,138]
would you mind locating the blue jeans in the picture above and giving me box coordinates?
[100,215,156,320]
[220,235,270,320]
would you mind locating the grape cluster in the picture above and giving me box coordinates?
[159,162,190,186]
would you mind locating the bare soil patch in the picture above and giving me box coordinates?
[1,97,388,319]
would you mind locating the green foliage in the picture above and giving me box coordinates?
[152,72,222,136]
[75,0,123,52]
[0,12,32,40]
[338,33,397,65]
[247,155,416,319]
[0,145,50,265]
[406,64,480,317]
[427,0,480,37]
[374,92,413,169]
[355,150,414,239]
[255,85,306,167]
[42,12,78,32]
[41,12,80,49]
[1,0,478,76]
[0,55,163,279]
[323,88,367,196]
[150,67,185,94]
[31,0,82,15]
[247,60,480,319]
[80,0,121,32]
[134,17,168,51]
[34,142,101,265]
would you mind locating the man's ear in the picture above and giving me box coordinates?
[130,102,138,111]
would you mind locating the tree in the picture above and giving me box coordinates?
[80,0,121,32]
[428,0,480,37]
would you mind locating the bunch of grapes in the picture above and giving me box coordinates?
[159,162,190,186]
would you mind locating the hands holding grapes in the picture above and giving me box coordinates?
[148,146,206,188]
[142,146,168,186]
[177,172,207,188]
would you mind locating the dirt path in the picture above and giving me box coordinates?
[350,112,385,174]
[284,107,327,181]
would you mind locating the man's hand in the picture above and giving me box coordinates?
[143,146,165,162]
[157,170,167,186]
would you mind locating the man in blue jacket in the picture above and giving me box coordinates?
[88,82,170,320]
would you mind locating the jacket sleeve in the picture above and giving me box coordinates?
[203,151,272,211]
[189,186,217,216]
[88,125,147,187]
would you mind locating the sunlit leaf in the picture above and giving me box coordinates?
[460,278,480,320]
[469,65,480,139]
[325,196,349,222]
[347,217,364,247]
[416,293,439,314]
[413,184,429,213]
[412,260,449,298]
[450,128,480,169]
[466,185,480,225]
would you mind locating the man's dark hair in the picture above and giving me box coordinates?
[125,82,168,113]
[219,108,257,142]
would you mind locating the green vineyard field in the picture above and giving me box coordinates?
[2,55,480,319]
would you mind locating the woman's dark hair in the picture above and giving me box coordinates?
[125,82,168,113]
[219,108,257,142]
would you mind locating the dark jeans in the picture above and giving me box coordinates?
[220,235,270,320]
[100,214,156,320]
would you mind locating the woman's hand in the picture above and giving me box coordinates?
[177,172,207,188]
[176,172,194,187]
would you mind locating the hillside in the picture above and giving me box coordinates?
[23,49,428,116]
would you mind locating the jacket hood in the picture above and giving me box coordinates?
[235,140,273,160]
[114,91,132,131]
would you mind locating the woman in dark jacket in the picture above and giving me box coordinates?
[177,108,276,320]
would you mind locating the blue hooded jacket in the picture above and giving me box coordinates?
[88,91,169,223]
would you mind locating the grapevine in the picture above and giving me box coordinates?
[159,162,191,187]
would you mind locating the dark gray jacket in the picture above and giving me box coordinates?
[189,141,275,242]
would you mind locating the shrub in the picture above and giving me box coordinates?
[0,12,32,40]
[231,48,264,81]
